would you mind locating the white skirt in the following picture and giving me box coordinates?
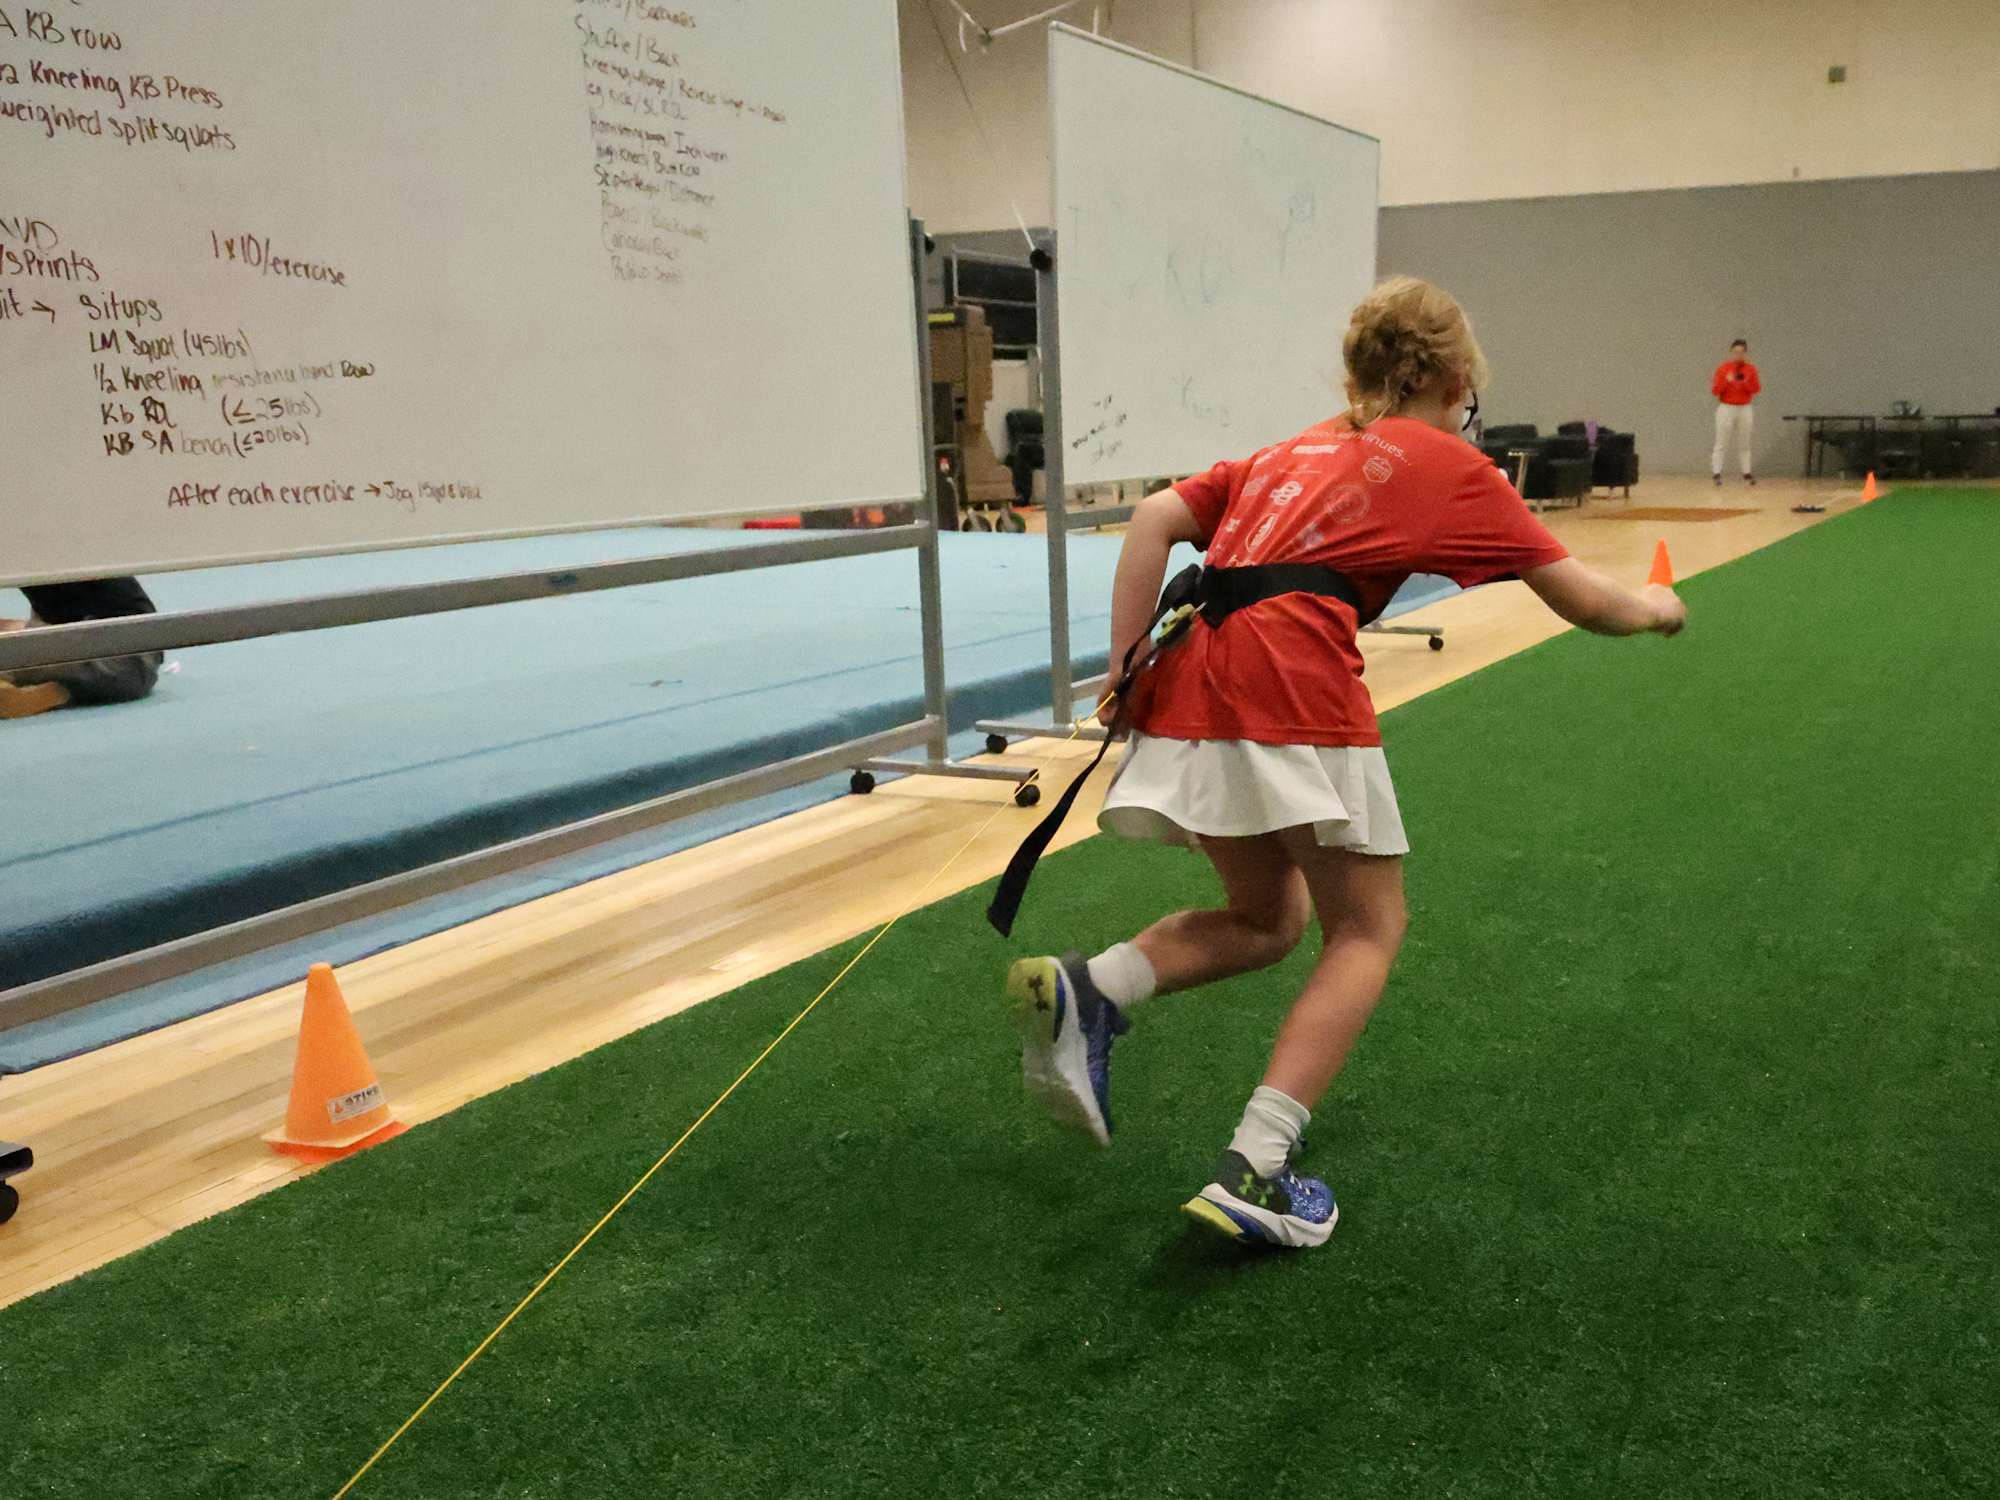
[1099,732,1410,855]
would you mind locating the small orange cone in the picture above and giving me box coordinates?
[1862,472,1879,503]
[1647,539,1675,587]
[265,963,406,1162]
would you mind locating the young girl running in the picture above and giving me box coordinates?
[1005,277,1685,1247]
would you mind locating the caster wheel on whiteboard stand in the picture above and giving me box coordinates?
[849,770,876,796]
[0,1141,28,1226]
[985,733,1010,757]
[1013,782,1041,809]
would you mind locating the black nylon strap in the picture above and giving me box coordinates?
[984,729,1118,938]
[986,567,1199,937]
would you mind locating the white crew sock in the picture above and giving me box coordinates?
[1084,942,1156,1011]
[1228,1085,1312,1178]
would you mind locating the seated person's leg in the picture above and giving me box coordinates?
[0,679,71,718]
[0,611,68,716]
[7,577,164,710]
[10,651,160,704]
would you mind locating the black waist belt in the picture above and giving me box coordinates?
[1199,563,1374,627]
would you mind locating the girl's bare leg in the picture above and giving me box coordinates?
[1259,831,1406,1108]
[1129,833,1312,993]
[1149,829,1405,1245]
[1121,828,1404,1107]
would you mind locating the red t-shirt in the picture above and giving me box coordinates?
[1712,360,1760,404]
[1129,414,1569,747]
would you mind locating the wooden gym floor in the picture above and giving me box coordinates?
[0,474,1865,1309]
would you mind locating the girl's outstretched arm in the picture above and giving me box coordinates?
[1522,556,1686,637]
[1109,490,1205,678]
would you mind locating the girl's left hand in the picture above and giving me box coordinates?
[1642,584,1687,636]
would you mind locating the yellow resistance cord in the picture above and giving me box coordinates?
[331,707,1109,1499]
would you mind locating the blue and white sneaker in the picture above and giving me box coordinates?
[1004,952,1129,1146]
[1182,1149,1338,1248]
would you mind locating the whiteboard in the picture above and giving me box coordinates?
[1049,26,1379,486]
[0,0,922,585]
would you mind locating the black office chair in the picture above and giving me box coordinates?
[1917,426,1959,480]
[1520,434,1593,505]
[1478,424,1539,492]
[1591,430,1639,495]
[1003,409,1044,505]
[1875,421,1924,480]
[1553,422,1638,496]
[1828,432,1873,478]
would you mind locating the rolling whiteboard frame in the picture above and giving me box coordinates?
[981,26,1380,734]
[0,220,1035,1035]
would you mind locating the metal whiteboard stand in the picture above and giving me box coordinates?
[849,219,1040,806]
[1362,618,1445,650]
[0,1140,29,1226]
[975,236,1127,754]
[0,217,1025,1036]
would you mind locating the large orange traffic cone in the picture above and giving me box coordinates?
[1862,472,1879,503]
[265,964,406,1162]
[1647,539,1675,587]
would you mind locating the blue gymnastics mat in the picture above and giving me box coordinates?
[0,527,1456,1066]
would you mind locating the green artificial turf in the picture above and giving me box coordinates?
[4,492,1998,1499]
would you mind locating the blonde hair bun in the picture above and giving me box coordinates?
[1342,276,1489,427]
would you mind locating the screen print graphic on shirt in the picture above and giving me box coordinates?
[1210,424,1397,569]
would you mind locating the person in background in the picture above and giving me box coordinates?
[0,577,163,719]
[1711,338,1760,487]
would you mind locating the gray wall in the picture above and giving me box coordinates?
[1379,170,2000,477]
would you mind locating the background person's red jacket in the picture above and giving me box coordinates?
[1713,360,1761,405]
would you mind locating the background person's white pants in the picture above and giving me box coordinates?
[1713,401,1754,476]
